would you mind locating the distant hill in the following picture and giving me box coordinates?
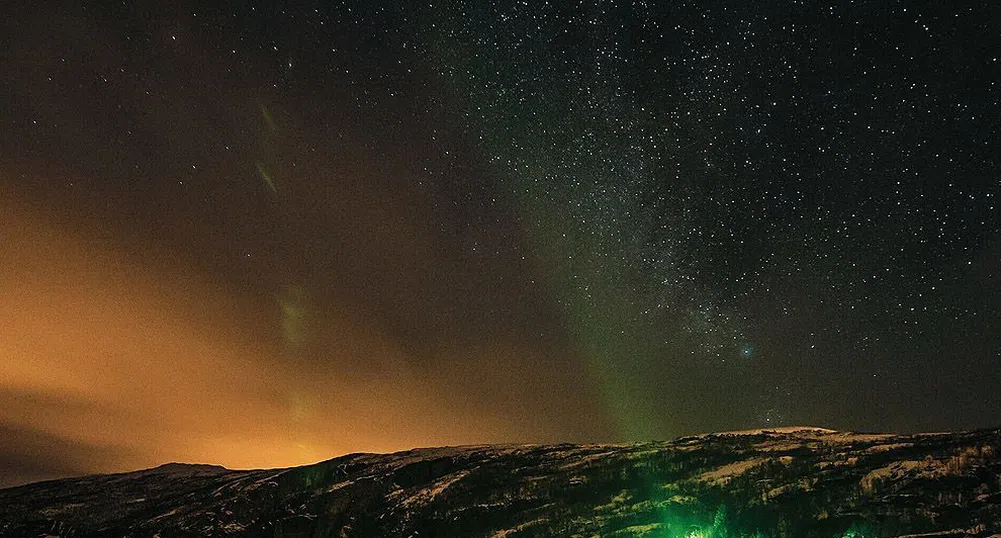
[1,428,1000,537]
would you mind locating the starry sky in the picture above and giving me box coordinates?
[1,0,999,487]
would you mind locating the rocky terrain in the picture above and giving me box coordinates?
[2,427,1000,537]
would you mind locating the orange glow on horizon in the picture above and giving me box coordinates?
[1,191,594,480]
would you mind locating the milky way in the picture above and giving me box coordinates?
[414,2,999,433]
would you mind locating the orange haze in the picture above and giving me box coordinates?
[0,191,605,486]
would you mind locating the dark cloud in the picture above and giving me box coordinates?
[0,422,137,489]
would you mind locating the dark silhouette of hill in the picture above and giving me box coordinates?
[2,427,1000,537]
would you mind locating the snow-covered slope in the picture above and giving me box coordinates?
[1,428,1000,537]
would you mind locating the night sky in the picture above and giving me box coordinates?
[1,1,999,488]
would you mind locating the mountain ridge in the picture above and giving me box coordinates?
[2,427,1000,537]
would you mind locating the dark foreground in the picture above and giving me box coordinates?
[2,427,1000,537]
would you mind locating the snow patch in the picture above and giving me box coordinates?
[398,470,471,507]
[694,426,838,437]
[696,457,768,485]
[860,459,947,492]
[864,443,914,453]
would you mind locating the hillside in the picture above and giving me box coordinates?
[2,428,1000,537]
